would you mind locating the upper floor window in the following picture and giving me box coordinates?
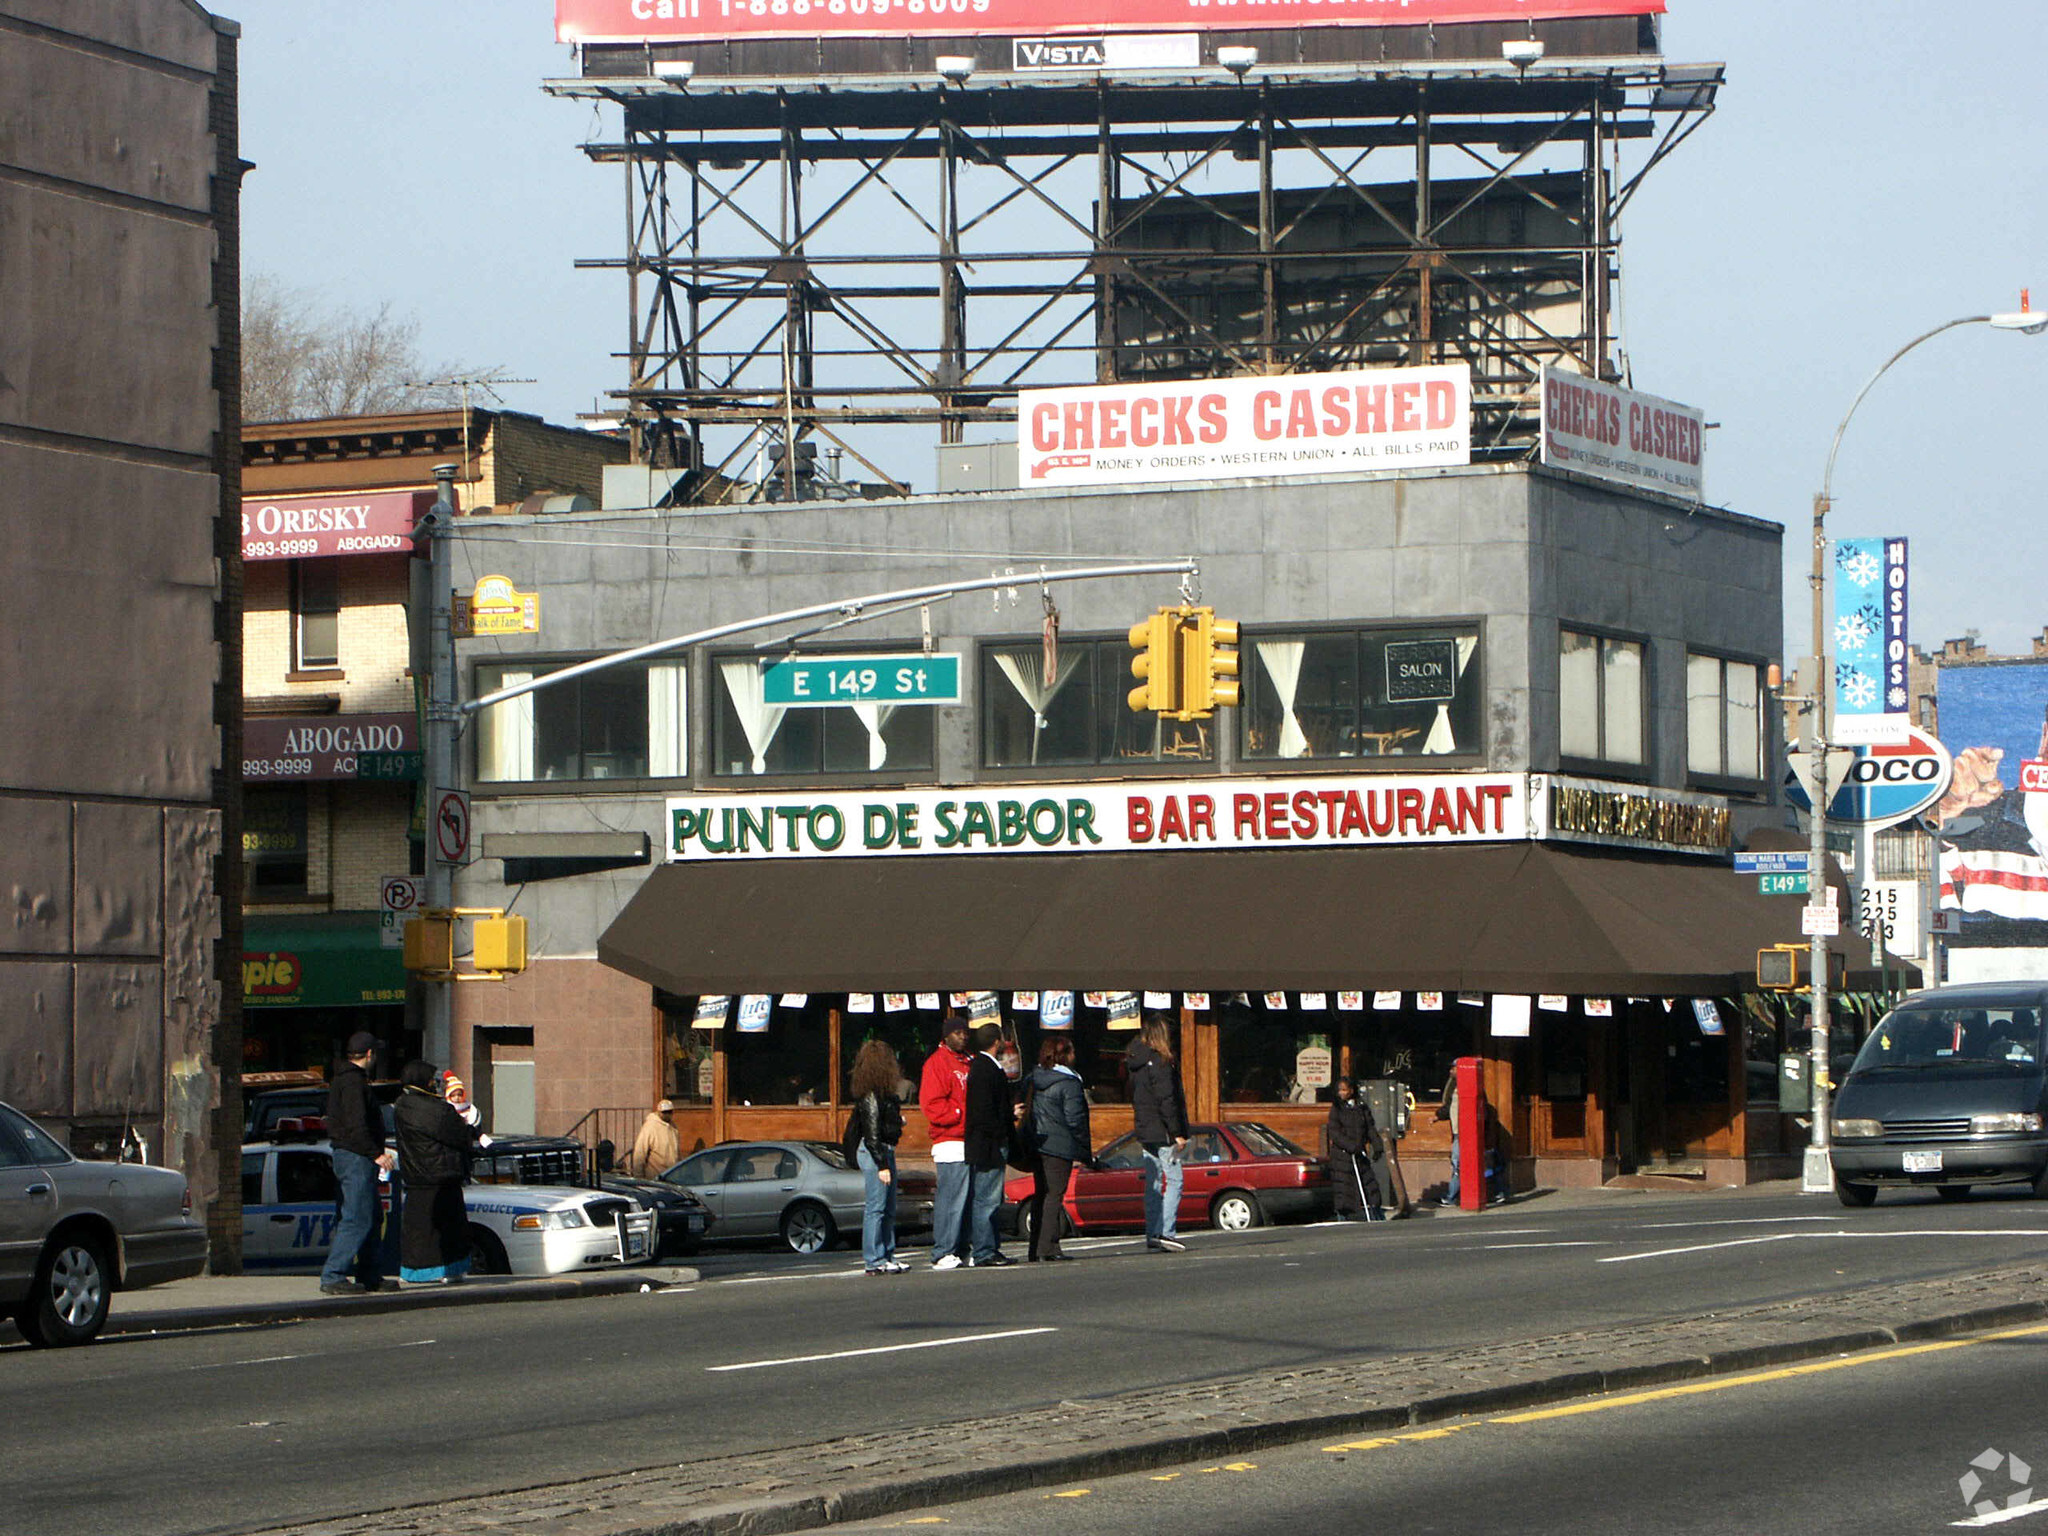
[1240,625,1482,762]
[980,638,1209,769]
[712,654,935,777]
[1686,653,1762,783]
[475,659,686,783]
[291,561,340,670]
[1559,629,1644,767]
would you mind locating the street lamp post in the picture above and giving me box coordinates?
[1800,297,2046,1195]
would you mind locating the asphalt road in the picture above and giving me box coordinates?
[838,1319,2048,1534]
[7,1184,2048,1536]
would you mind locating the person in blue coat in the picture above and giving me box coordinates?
[1025,1036,1093,1261]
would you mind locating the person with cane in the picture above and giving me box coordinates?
[1325,1076,1385,1222]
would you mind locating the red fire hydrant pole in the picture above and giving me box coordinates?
[1455,1056,1485,1212]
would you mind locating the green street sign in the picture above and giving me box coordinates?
[762,654,962,707]
[355,751,423,781]
[1759,872,1811,896]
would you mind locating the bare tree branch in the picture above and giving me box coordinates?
[241,276,495,422]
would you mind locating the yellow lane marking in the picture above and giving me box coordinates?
[1317,1324,2048,1451]
[1224,1462,1259,1471]
[1052,1488,1091,1497]
[1150,1473,1182,1482]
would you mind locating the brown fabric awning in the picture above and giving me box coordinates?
[598,843,1916,998]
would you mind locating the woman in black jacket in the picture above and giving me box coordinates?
[1126,1017,1189,1252]
[1025,1036,1092,1262]
[846,1040,908,1274]
[392,1059,482,1284]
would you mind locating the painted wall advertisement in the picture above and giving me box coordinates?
[1537,365,1704,504]
[1832,537,1910,745]
[1017,364,1469,490]
[1934,661,2048,956]
[558,0,1664,45]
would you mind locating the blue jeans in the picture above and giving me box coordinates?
[968,1164,1007,1262]
[323,1147,384,1287]
[930,1158,971,1261]
[857,1143,898,1268]
[1445,1134,1460,1204]
[1142,1143,1183,1240]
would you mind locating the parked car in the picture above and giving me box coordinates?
[243,1080,400,1141]
[469,1134,714,1258]
[240,1138,660,1276]
[1829,981,2048,1207]
[2,1099,209,1347]
[1004,1122,1332,1242]
[659,1140,935,1254]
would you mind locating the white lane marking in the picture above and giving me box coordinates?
[1481,1241,1606,1251]
[190,1338,437,1371]
[1954,1494,2048,1527]
[1634,1217,1847,1229]
[720,1270,869,1286]
[709,1326,1058,1373]
[1602,1228,2048,1263]
[1442,1228,1554,1237]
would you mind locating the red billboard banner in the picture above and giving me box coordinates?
[240,490,429,563]
[244,713,421,782]
[558,0,1663,45]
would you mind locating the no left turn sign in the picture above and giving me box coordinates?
[435,789,472,866]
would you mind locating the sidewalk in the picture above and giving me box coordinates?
[232,1247,2048,1536]
[87,1264,700,1339]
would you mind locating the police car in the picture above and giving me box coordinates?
[240,1138,659,1276]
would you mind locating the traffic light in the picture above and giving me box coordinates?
[1169,607,1241,719]
[404,914,454,973]
[1128,610,1182,715]
[1757,945,1802,990]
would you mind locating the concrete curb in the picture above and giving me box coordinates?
[99,1267,699,1339]
[253,1289,2048,1536]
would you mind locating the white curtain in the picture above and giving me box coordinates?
[852,703,898,771]
[994,648,1083,765]
[1256,641,1308,758]
[476,671,534,781]
[1422,635,1480,754]
[718,658,785,774]
[648,664,687,778]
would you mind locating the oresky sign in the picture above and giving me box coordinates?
[240,490,429,562]
[1018,364,1470,490]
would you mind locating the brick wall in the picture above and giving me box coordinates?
[455,958,654,1137]
[474,412,629,513]
[327,790,414,909]
[241,555,410,710]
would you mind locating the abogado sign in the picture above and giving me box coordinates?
[668,772,1527,861]
[240,490,429,562]
[558,0,1664,44]
[1018,364,1470,490]
[1538,366,1704,504]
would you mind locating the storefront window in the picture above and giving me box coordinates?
[1666,1002,1732,1106]
[1240,625,1482,761]
[244,787,309,896]
[475,659,687,782]
[656,996,716,1105]
[842,1009,942,1100]
[724,997,832,1106]
[711,654,936,777]
[1337,1005,1469,1107]
[1560,629,1645,767]
[1217,998,1336,1104]
[1743,998,1783,1105]
[981,639,1208,769]
[1686,652,1763,783]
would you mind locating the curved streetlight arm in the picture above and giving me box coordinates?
[1820,316,1991,503]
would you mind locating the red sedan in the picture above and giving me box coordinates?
[1003,1122,1331,1241]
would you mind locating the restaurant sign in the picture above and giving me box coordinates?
[1532,775,1732,856]
[244,713,422,783]
[668,772,1529,861]
[240,490,428,562]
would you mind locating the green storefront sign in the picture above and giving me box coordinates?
[243,915,408,1009]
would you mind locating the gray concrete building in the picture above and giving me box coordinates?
[0,1,242,1261]
[432,459,1880,1190]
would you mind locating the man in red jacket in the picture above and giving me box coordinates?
[920,1015,973,1269]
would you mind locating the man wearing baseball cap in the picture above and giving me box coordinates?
[629,1097,682,1178]
[919,1015,974,1269]
[320,1031,394,1295]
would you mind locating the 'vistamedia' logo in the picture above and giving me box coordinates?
[1959,1448,2033,1518]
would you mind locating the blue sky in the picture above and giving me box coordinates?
[238,1,2046,657]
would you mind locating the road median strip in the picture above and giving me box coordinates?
[235,1258,2048,1536]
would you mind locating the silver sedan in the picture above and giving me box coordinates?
[1,1100,209,1347]
[660,1140,933,1255]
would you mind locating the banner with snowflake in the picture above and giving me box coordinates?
[1833,536,1909,744]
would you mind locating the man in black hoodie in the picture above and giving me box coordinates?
[320,1031,394,1295]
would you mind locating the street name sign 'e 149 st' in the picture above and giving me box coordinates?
[1759,872,1811,896]
[762,654,962,707]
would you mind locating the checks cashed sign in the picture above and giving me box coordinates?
[1538,366,1704,504]
[1018,365,1470,489]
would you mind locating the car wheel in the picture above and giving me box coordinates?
[16,1232,113,1348]
[1210,1190,1265,1231]
[1011,1201,1035,1244]
[780,1201,837,1255]
[1936,1184,1973,1202]
[2035,1164,2048,1199]
[1835,1179,1878,1209]
[466,1225,511,1275]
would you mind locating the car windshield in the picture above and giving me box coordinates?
[1230,1123,1312,1158]
[1852,1004,2045,1073]
[805,1142,852,1171]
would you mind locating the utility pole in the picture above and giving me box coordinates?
[416,463,459,1065]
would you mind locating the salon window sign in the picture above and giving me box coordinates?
[1384,639,1459,704]
[668,773,1530,861]
[240,490,430,562]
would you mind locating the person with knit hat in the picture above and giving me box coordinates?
[629,1098,683,1178]
[440,1070,482,1128]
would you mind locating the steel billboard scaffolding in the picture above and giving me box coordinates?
[547,22,1718,502]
